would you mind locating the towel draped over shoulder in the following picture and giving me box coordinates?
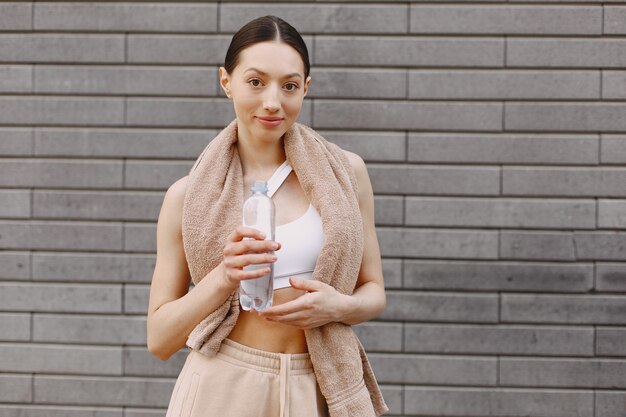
[181,118,389,417]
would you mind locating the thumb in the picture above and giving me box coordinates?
[289,276,320,291]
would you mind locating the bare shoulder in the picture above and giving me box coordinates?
[167,175,189,204]
[342,149,369,192]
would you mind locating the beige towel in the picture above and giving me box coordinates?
[182,118,389,417]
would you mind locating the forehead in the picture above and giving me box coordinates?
[236,41,305,78]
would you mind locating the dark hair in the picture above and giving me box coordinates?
[224,15,310,80]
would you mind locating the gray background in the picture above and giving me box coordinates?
[1,1,626,416]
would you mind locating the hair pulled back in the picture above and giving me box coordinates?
[224,15,310,80]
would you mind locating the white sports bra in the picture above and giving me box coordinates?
[266,160,324,290]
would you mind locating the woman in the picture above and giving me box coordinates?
[147,15,388,417]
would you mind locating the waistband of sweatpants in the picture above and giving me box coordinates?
[215,337,315,375]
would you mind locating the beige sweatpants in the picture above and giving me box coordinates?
[165,337,330,417]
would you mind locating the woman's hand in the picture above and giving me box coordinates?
[220,226,281,290]
[257,277,355,329]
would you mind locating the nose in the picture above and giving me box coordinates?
[263,83,281,112]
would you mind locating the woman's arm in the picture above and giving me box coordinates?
[146,176,237,361]
[336,150,387,325]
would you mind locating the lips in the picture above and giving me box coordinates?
[256,116,283,127]
[257,117,283,121]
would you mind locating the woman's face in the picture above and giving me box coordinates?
[219,41,311,144]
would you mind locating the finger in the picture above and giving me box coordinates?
[259,299,306,318]
[227,253,277,269]
[227,266,272,282]
[289,277,324,291]
[228,226,266,242]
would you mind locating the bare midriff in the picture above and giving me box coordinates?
[226,286,309,353]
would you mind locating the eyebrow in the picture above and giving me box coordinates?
[244,67,302,79]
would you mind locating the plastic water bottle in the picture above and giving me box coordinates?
[240,180,275,312]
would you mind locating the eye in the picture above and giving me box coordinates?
[248,79,262,87]
[285,83,299,91]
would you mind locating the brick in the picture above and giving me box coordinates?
[500,358,626,388]
[501,294,626,324]
[410,69,599,99]
[0,220,123,251]
[597,327,626,356]
[0,65,32,93]
[374,196,403,226]
[406,197,596,229]
[596,392,626,417]
[379,385,402,416]
[314,100,502,131]
[0,97,124,126]
[124,347,188,376]
[318,130,405,162]
[33,190,162,221]
[602,135,626,163]
[32,253,155,283]
[0,405,122,417]
[411,5,601,34]
[505,102,626,132]
[127,34,312,64]
[573,231,626,260]
[0,252,29,280]
[0,35,124,63]
[503,167,626,197]
[123,409,159,417]
[34,314,146,345]
[34,3,217,32]
[123,223,156,252]
[124,284,149,314]
[0,221,29,249]
[308,68,406,99]
[369,353,496,385]
[127,34,229,64]
[368,165,500,195]
[409,132,599,164]
[500,231,576,260]
[405,324,594,356]
[315,36,504,67]
[404,260,593,292]
[221,4,407,34]
[0,343,122,375]
[34,127,215,158]
[0,374,31,402]
[404,386,593,417]
[35,66,216,96]
[381,291,498,322]
[0,283,121,313]
[353,322,403,352]
[597,263,626,292]
[382,258,402,289]
[508,38,626,67]
[603,72,626,99]
[124,161,190,190]
[378,227,498,259]
[599,200,626,228]
[605,7,626,34]
[0,159,122,188]
[0,313,30,342]
[33,376,172,407]
[0,128,32,156]
[0,3,31,30]
[0,190,30,218]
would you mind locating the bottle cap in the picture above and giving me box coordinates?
[251,180,268,193]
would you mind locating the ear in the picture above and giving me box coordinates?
[303,75,311,98]
[219,67,231,98]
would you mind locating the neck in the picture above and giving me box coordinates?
[236,119,287,176]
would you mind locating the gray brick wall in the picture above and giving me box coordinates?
[0,2,624,417]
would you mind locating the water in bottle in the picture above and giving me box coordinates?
[240,180,275,312]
